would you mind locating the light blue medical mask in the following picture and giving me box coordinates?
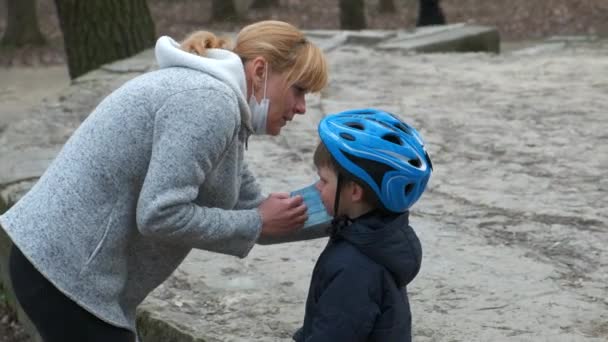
[290,182,333,230]
[258,182,331,244]
[248,63,270,135]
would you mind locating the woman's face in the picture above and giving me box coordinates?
[264,71,307,135]
[248,58,307,136]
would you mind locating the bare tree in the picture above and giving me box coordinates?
[417,0,446,27]
[54,0,156,79]
[339,0,366,30]
[250,0,279,9]
[378,0,396,13]
[212,0,239,21]
[1,0,46,47]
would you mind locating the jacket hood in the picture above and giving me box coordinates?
[154,36,253,134]
[339,211,422,287]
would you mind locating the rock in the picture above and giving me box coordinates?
[377,23,500,53]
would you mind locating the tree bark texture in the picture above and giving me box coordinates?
[417,0,446,27]
[1,0,46,47]
[54,0,156,79]
[339,0,366,30]
[251,0,279,9]
[378,0,396,13]
[211,0,239,21]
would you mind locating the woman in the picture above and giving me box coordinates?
[0,20,328,341]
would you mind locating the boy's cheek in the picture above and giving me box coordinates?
[323,198,334,216]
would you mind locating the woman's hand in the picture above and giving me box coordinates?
[258,192,307,238]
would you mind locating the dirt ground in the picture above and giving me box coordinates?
[1,1,607,341]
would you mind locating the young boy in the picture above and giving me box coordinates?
[294,108,433,341]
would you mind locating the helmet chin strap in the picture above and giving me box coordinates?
[333,173,342,217]
[329,173,350,237]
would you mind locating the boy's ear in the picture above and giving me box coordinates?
[349,182,366,203]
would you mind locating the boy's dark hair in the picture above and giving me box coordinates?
[313,142,380,209]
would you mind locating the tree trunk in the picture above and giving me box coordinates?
[54,0,156,79]
[417,0,446,27]
[1,0,46,47]
[211,0,239,22]
[339,0,366,30]
[378,0,396,13]
[250,0,279,9]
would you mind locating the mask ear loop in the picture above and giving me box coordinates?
[333,173,342,217]
[262,62,268,100]
[249,73,255,100]
[250,62,269,101]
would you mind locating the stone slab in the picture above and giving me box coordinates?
[377,23,500,53]
[0,148,60,185]
[344,30,397,45]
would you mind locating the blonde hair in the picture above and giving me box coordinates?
[180,20,328,93]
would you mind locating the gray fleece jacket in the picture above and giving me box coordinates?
[0,36,266,331]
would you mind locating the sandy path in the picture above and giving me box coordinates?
[0,66,69,130]
[1,40,606,341]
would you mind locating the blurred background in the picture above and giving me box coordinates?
[0,0,607,66]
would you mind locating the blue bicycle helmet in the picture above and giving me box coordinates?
[318,108,432,213]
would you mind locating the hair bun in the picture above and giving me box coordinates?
[181,31,230,56]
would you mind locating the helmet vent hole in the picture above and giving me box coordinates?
[394,123,413,135]
[345,122,364,130]
[408,158,422,168]
[382,134,402,145]
[340,132,356,141]
[404,183,414,196]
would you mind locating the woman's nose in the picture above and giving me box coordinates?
[295,97,306,114]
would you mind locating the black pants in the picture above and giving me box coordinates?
[9,245,135,342]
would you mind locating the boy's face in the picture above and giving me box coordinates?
[315,166,338,216]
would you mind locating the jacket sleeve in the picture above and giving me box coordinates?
[233,161,265,210]
[305,266,381,342]
[136,88,261,258]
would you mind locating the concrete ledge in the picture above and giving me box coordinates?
[304,24,500,54]
[136,310,202,342]
[377,23,500,53]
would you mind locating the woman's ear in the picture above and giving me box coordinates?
[245,56,266,84]
[244,57,266,96]
[251,56,267,82]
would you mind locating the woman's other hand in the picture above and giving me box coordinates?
[258,192,307,238]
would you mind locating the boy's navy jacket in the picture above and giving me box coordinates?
[296,211,422,342]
